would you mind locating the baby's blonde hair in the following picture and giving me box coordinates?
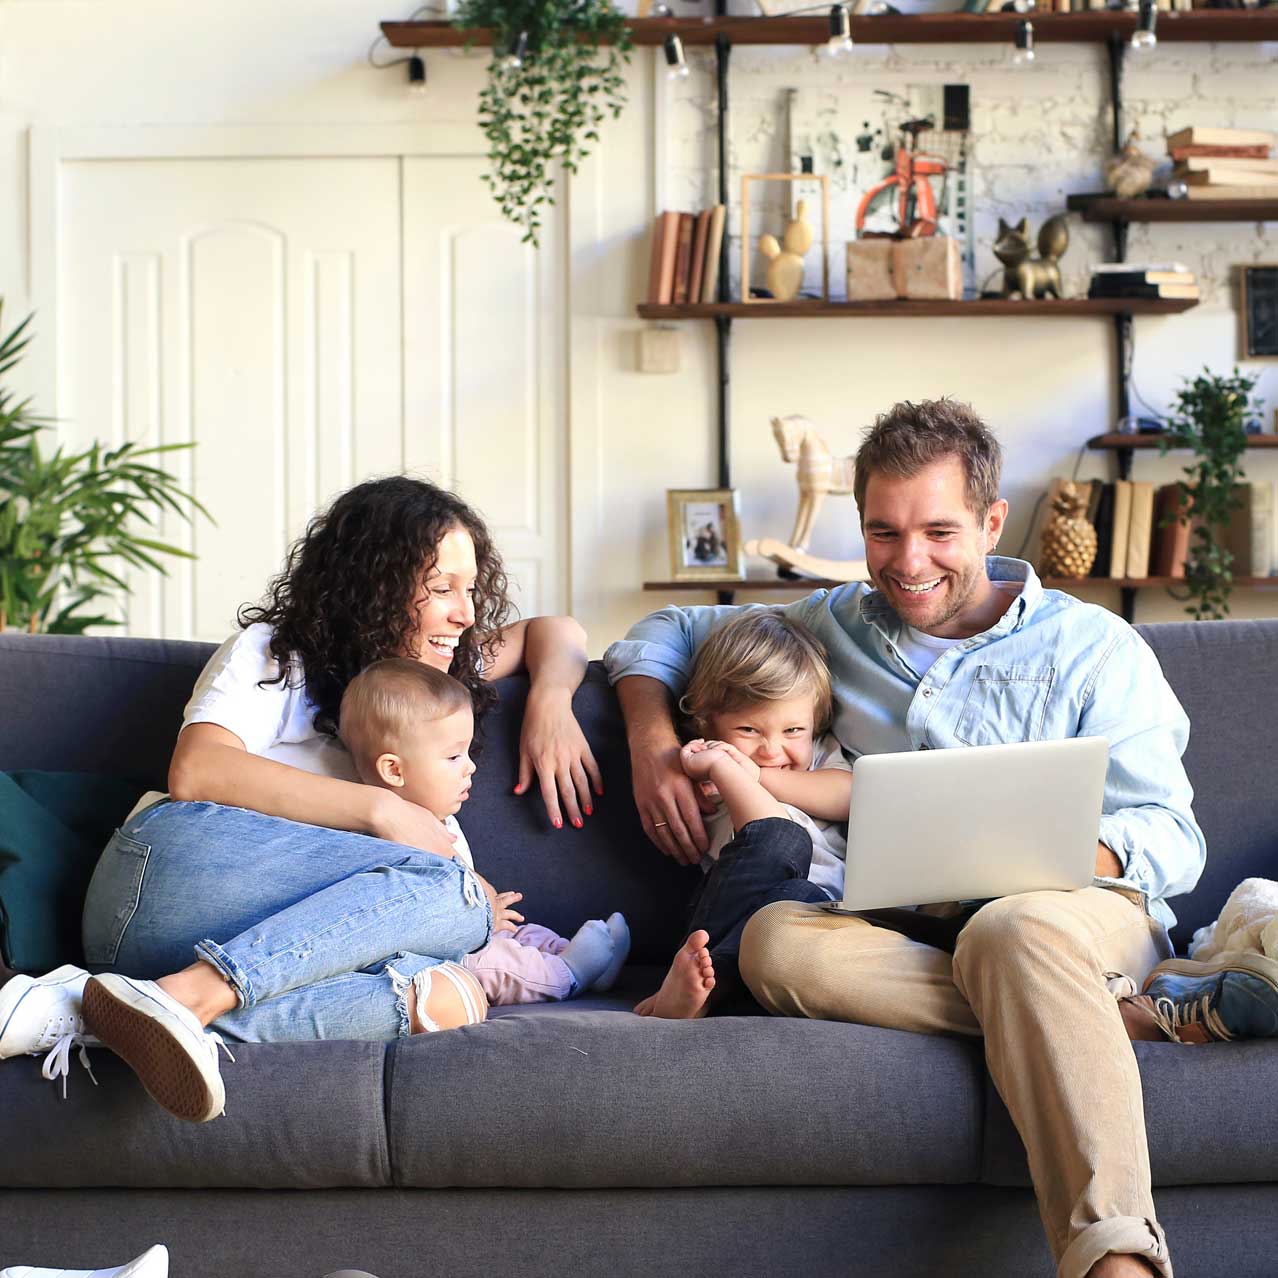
[679,610,833,738]
[339,658,471,771]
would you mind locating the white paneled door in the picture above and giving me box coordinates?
[54,146,565,641]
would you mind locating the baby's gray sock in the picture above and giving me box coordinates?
[594,912,631,992]
[560,919,613,993]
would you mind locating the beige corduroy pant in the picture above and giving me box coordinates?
[738,887,1175,1278]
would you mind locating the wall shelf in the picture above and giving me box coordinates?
[644,578,844,592]
[1068,193,1278,223]
[645,575,1278,594]
[637,298,1198,320]
[1088,433,1278,450]
[1045,576,1278,589]
[382,12,1278,48]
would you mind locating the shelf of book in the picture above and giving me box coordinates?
[1045,576,1278,589]
[1068,194,1278,223]
[644,576,1278,594]
[644,578,846,592]
[383,12,1278,49]
[637,298,1198,320]
[1088,433,1278,450]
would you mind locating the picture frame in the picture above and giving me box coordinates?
[1240,264,1278,359]
[667,488,744,582]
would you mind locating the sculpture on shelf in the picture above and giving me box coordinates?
[992,213,1070,299]
[758,201,814,303]
[745,415,868,582]
[1104,129,1158,199]
[1039,481,1098,578]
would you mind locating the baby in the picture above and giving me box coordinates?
[637,610,852,1020]
[339,659,629,1008]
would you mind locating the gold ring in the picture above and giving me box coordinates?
[654,821,669,828]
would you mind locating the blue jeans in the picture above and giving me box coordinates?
[688,816,829,1011]
[81,800,492,1043]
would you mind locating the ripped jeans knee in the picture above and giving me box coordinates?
[387,961,488,1035]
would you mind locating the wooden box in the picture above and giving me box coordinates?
[845,240,897,302]
[893,236,962,300]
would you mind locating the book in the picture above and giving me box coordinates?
[1167,127,1277,150]
[1181,168,1278,188]
[1109,480,1133,578]
[1175,155,1278,177]
[1125,481,1155,579]
[688,209,713,306]
[1093,261,1190,276]
[700,204,727,303]
[1088,281,1200,300]
[1170,144,1273,162]
[1183,184,1278,201]
[672,212,696,305]
[1152,483,1191,579]
[1226,483,1252,576]
[1251,480,1274,578]
[1089,270,1197,287]
[1090,482,1116,579]
[648,211,681,305]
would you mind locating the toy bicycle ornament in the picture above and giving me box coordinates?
[855,116,947,239]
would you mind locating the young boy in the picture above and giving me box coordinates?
[635,611,852,1020]
[339,659,628,1006]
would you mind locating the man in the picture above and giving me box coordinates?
[602,399,1205,1278]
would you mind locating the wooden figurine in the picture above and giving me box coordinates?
[758,201,814,302]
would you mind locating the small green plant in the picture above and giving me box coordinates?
[1159,367,1260,621]
[0,304,210,634]
[455,0,632,246]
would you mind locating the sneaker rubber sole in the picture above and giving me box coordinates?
[1144,950,1278,990]
[82,977,223,1123]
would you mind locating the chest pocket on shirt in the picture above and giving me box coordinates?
[955,664,1056,746]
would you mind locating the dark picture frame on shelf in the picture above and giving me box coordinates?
[1240,264,1278,359]
[667,488,744,582]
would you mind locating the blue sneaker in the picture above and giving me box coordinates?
[1140,952,1278,1042]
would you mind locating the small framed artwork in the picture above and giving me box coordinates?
[1240,264,1278,359]
[667,488,744,582]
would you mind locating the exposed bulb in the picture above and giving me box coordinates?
[664,32,689,79]
[1130,27,1157,50]
[407,54,427,96]
[501,30,529,72]
[1010,20,1035,66]
[826,4,854,57]
[1131,0,1157,50]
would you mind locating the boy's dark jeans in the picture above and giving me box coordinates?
[687,816,829,1012]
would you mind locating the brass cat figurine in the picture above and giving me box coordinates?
[993,213,1069,300]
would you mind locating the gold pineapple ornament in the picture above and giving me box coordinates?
[1040,481,1098,578]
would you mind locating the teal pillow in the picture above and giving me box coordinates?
[0,771,144,972]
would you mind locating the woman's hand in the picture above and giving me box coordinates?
[515,688,603,831]
[368,790,459,859]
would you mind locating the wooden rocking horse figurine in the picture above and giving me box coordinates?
[745,415,868,582]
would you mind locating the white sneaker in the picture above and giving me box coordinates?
[0,965,98,1097]
[82,975,233,1123]
[0,1242,168,1278]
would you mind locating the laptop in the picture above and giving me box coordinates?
[825,736,1109,913]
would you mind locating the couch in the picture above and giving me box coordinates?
[1,622,1275,1278]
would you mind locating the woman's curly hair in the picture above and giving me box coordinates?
[238,476,512,738]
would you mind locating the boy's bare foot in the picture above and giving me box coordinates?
[637,931,716,1020]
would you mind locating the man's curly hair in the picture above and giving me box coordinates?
[238,476,512,738]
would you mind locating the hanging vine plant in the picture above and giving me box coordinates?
[454,0,633,246]
[1159,367,1260,621]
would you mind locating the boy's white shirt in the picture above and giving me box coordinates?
[701,732,852,900]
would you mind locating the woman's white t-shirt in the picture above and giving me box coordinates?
[182,622,360,782]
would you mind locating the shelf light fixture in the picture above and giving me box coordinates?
[1010,18,1034,66]
[501,30,529,72]
[1131,0,1157,50]
[664,31,690,78]
[826,4,855,57]
[407,53,427,95]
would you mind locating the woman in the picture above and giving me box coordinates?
[75,476,600,1122]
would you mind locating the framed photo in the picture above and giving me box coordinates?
[1240,264,1278,359]
[667,488,744,582]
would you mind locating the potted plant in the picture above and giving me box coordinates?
[454,0,633,246]
[0,304,209,634]
[1159,367,1260,621]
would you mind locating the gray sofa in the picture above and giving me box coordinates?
[1,621,1275,1278]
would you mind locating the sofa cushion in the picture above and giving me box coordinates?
[387,1012,985,1189]
[981,1039,1278,1187]
[0,770,144,970]
[0,1040,391,1189]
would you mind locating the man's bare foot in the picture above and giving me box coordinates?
[638,931,716,1020]
[1088,1251,1161,1276]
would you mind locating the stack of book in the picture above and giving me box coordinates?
[646,206,727,306]
[1032,478,1276,582]
[1087,261,1199,302]
[1167,127,1278,201]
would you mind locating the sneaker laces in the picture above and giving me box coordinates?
[1150,992,1233,1042]
[40,1033,99,1099]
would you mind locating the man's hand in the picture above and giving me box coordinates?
[631,740,713,867]
[1095,842,1123,879]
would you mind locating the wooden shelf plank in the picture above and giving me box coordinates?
[1045,576,1278,588]
[646,575,1278,592]
[1088,433,1278,450]
[1068,193,1278,223]
[644,578,847,591]
[637,298,1198,319]
[383,12,1278,48]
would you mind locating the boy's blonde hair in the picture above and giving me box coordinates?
[679,611,834,737]
[339,658,471,768]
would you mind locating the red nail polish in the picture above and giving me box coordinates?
[573,817,583,829]
[584,806,593,817]
[553,818,562,829]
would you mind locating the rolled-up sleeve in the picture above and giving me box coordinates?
[601,603,763,692]
[1083,628,1206,918]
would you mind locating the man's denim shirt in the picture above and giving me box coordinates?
[602,556,1205,930]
